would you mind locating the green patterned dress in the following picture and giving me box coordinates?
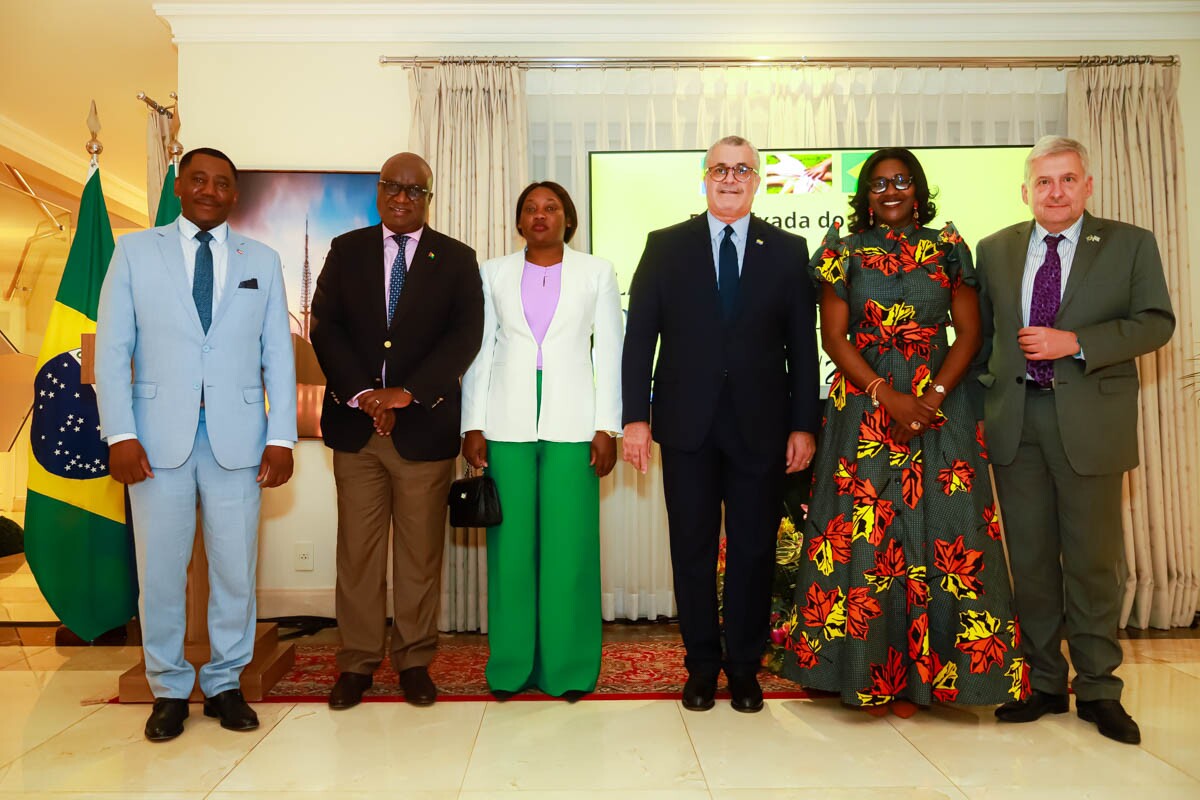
[775,221,1029,707]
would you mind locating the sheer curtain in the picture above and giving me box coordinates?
[408,62,528,633]
[527,65,1067,620]
[1067,63,1199,629]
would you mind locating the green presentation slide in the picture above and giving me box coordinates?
[590,146,1033,296]
[589,146,1033,388]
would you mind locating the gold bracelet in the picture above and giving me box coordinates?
[865,377,885,407]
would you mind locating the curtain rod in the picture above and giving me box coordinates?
[380,55,1177,70]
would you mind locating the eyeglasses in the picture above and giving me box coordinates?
[866,175,914,194]
[705,163,759,182]
[379,181,432,201]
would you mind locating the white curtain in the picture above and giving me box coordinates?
[527,65,1068,620]
[408,62,528,633]
[1067,63,1199,629]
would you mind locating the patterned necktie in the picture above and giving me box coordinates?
[718,225,739,319]
[193,230,214,333]
[387,233,410,326]
[1027,234,1064,384]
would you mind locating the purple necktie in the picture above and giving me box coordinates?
[1027,234,1064,384]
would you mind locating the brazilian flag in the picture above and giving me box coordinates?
[25,167,136,641]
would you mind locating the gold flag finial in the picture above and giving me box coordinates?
[167,94,183,162]
[85,100,103,160]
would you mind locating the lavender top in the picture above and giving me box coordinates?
[521,259,563,369]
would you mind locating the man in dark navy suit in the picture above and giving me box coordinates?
[622,135,820,713]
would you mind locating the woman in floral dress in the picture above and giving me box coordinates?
[777,148,1028,716]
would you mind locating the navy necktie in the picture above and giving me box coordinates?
[718,224,739,319]
[388,233,410,326]
[1027,234,1064,384]
[193,230,214,333]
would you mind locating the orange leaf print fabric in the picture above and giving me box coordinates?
[857,646,908,706]
[936,459,975,495]
[954,610,1008,674]
[807,515,853,576]
[845,587,883,640]
[933,535,986,600]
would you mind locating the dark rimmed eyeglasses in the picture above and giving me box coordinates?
[379,181,432,201]
[705,163,759,182]
[867,175,914,194]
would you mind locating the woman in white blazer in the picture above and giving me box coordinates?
[461,181,623,700]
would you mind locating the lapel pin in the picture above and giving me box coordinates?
[1086,235,1100,242]
[236,248,245,255]
[428,252,436,260]
[755,238,764,246]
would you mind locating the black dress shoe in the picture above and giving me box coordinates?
[145,698,189,742]
[728,673,764,713]
[203,689,259,732]
[490,688,516,702]
[681,674,717,712]
[328,672,373,710]
[995,690,1069,722]
[561,690,588,703]
[1077,699,1141,745]
[399,666,438,706]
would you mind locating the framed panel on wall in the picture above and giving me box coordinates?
[227,171,379,438]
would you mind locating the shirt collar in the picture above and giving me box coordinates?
[1033,214,1084,247]
[707,212,751,243]
[383,225,424,245]
[178,215,229,244]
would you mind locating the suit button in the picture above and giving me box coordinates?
[193,383,201,390]
[1016,377,1024,384]
[384,341,392,349]
[203,345,211,353]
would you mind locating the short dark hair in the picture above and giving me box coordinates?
[514,181,579,244]
[847,147,937,233]
[179,147,239,181]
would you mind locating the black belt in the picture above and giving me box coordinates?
[1024,378,1054,392]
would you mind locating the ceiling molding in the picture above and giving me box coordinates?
[0,115,148,225]
[155,2,1200,44]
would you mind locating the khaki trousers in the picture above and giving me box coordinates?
[332,434,454,675]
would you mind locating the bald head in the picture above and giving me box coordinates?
[377,152,434,234]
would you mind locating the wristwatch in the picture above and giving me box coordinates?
[931,384,946,397]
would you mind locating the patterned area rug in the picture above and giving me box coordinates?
[266,636,816,702]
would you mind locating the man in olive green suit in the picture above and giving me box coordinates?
[975,136,1174,745]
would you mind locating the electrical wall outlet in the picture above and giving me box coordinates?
[294,541,315,571]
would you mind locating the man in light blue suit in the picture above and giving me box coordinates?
[96,148,297,742]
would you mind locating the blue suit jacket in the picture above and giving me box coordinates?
[96,220,297,470]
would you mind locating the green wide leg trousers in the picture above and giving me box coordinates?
[484,381,602,695]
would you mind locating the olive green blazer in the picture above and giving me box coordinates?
[974,212,1175,476]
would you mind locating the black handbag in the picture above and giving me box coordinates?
[447,466,503,528]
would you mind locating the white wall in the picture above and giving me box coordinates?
[169,8,1200,616]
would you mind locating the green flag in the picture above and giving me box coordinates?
[25,167,136,641]
[154,163,181,226]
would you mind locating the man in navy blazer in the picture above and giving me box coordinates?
[622,136,820,712]
[96,148,297,741]
[311,152,483,709]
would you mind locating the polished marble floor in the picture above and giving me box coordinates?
[0,634,1197,799]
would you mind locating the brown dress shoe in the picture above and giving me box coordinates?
[995,690,1069,722]
[399,666,438,706]
[145,698,189,742]
[328,672,373,710]
[1077,699,1141,744]
[203,689,259,732]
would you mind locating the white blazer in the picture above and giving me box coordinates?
[461,245,623,443]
